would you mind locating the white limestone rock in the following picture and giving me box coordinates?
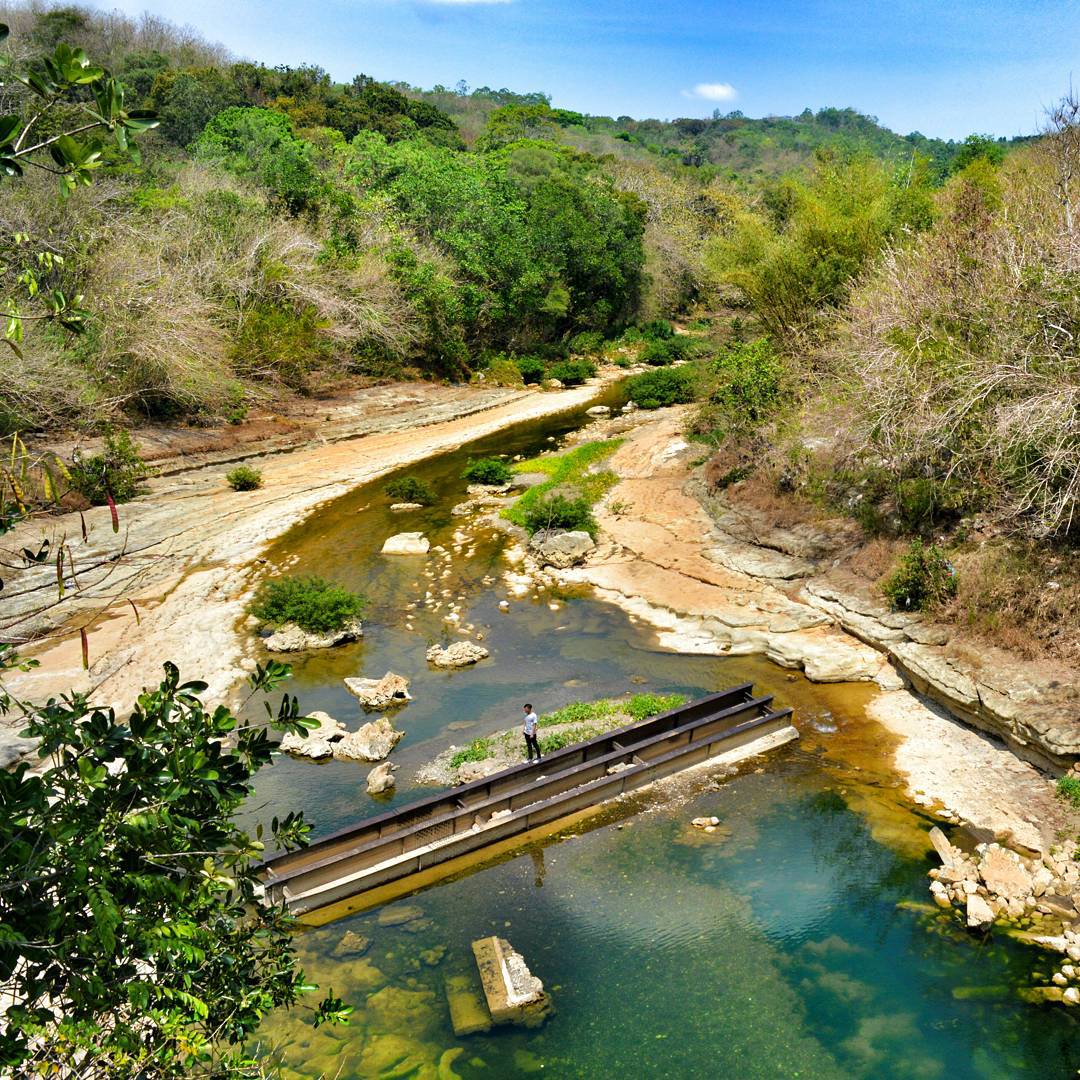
[426,641,490,668]
[381,532,430,555]
[966,892,994,930]
[263,617,363,653]
[344,671,412,710]
[366,761,398,794]
[279,710,346,760]
[333,717,405,762]
[528,529,596,570]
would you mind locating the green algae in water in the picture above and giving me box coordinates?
[262,770,1080,1078]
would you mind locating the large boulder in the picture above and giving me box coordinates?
[381,532,430,555]
[344,671,412,710]
[263,618,362,653]
[366,761,398,794]
[278,710,346,760]
[426,641,490,668]
[333,717,404,762]
[528,529,595,570]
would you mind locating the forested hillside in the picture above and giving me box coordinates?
[404,82,1024,179]
[0,1,1029,439]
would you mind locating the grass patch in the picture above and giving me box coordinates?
[1057,776,1080,809]
[68,431,151,505]
[538,700,617,728]
[449,737,495,769]
[248,575,366,634]
[538,725,605,755]
[503,439,622,535]
[626,692,688,721]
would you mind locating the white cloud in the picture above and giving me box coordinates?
[682,82,738,102]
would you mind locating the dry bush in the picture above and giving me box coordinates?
[846,536,904,582]
[945,542,1080,664]
[608,161,714,318]
[828,97,1080,539]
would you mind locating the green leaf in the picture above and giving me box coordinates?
[0,115,21,148]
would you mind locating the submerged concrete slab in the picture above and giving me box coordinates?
[445,973,493,1036]
[472,936,552,1028]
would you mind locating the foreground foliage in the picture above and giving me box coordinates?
[0,656,349,1076]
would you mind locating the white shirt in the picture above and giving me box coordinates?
[523,711,539,736]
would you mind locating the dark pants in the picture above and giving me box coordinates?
[525,732,541,761]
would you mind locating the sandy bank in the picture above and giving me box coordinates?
[2,377,612,717]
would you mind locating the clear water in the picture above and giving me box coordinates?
[250,391,1080,1078]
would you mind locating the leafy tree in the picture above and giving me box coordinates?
[194,107,321,212]
[0,655,350,1076]
[625,366,697,409]
[0,25,158,347]
[949,133,1006,173]
[149,66,243,145]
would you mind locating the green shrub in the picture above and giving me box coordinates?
[640,339,676,366]
[516,355,547,384]
[68,431,150,505]
[882,541,958,611]
[483,354,524,387]
[249,575,366,634]
[521,493,597,537]
[230,304,334,390]
[626,692,688,721]
[462,457,514,486]
[385,475,436,505]
[450,737,494,769]
[547,359,596,386]
[226,465,263,491]
[569,331,604,355]
[641,318,674,340]
[1056,776,1080,809]
[613,355,635,369]
[688,337,785,446]
[626,367,697,409]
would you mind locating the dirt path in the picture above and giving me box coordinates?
[2,378,609,716]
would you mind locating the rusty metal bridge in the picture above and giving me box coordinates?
[261,683,796,923]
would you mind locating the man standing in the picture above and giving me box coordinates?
[523,703,541,762]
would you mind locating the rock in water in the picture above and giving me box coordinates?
[586,405,611,416]
[528,529,595,569]
[472,936,553,1028]
[426,641,490,668]
[344,671,412,710]
[389,502,424,511]
[367,761,397,794]
[332,931,371,958]
[333,717,405,762]
[263,618,363,653]
[381,532,430,555]
[966,893,995,930]
[278,710,346,759]
[445,973,493,1036]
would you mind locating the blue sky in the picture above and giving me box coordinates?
[106,0,1079,138]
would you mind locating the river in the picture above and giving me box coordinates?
[248,387,1080,1078]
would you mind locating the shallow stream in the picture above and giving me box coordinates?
[250,388,1079,1078]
